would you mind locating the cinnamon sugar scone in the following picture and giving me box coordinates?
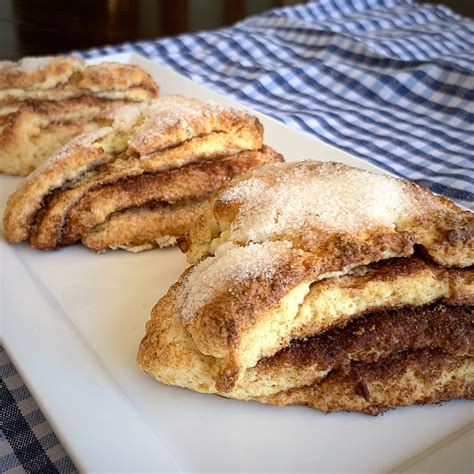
[137,257,473,412]
[172,162,473,386]
[137,161,473,413]
[0,56,159,175]
[3,97,279,251]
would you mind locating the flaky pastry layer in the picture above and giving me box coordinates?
[30,147,280,250]
[138,297,473,413]
[259,349,472,415]
[81,200,207,252]
[3,97,265,245]
[0,57,159,175]
[138,255,473,394]
[165,162,474,388]
[0,57,159,102]
[0,97,126,175]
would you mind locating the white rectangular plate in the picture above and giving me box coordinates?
[1,53,472,473]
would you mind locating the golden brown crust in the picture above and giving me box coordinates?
[137,291,474,411]
[126,98,263,157]
[3,97,265,245]
[28,131,269,250]
[0,57,159,102]
[81,200,208,252]
[186,162,473,268]
[3,128,115,242]
[0,56,159,175]
[28,147,281,251]
[137,161,473,412]
[62,147,282,247]
[260,350,473,415]
[137,251,474,398]
[0,56,84,90]
[70,62,159,100]
[168,162,473,387]
[0,97,126,176]
[170,248,473,390]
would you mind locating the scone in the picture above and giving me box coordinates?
[137,161,473,414]
[3,96,282,252]
[0,56,159,175]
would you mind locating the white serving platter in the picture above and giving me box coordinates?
[1,53,472,473]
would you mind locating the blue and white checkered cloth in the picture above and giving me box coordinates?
[2,0,473,471]
[0,346,76,473]
[81,0,474,209]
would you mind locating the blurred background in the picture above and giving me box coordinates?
[1,0,472,60]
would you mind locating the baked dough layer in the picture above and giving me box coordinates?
[168,162,473,387]
[0,56,159,175]
[0,97,125,175]
[0,57,158,102]
[30,147,279,250]
[81,200,207,252]
[185,161,473,267]
[137,255,473,397]
[260,349,472,415]
[138,161,473,413]
[77,148,281,252]
[138,297,473,413]
[3,97,276,251]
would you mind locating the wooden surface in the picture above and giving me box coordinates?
[0,0,472,60]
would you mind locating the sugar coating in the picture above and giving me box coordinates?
[17,56,57,73]
[0,57,53,73]
[110,102,148,131]
[0,56,84,83]
[23,95,246,184]
[126,96,247,150]
[47,127,112,163]
[0,60,15,71]
[219,161,431,242]
[0,56,59,74]
[25,127,112,183]
[175,240,298,323]
[98,95,247,145]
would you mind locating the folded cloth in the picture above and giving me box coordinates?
[0,345,77,472]
[81,0,474,209]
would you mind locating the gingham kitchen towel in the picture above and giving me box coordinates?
[0,346,76,473]
[81,0,474,209]
[2,0,473,471]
